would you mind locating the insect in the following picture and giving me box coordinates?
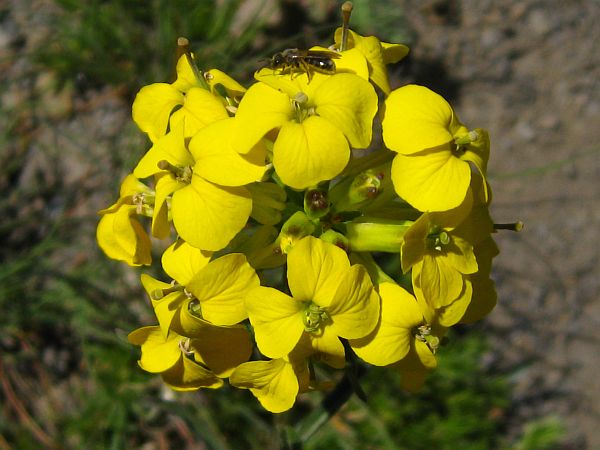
[266,48,341,81]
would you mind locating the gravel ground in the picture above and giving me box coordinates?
[2,0,599,448]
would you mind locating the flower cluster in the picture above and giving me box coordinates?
[97,14,509,413]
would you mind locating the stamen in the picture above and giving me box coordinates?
[302,303,330,333]
[132,192,155,216]
[426,227,450,252]
[291,92,315,122]
[178,338,194,356]
[414,324,440,353]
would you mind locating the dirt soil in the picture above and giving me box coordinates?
[1,0,599,448]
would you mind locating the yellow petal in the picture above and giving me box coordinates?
[230,359,299,413]
[445,235,478,275]
[381,41,409,64]
[171,174,251,251]
[172,54,199,93]
[205,68,246,99]
[133,121,193,179]
[150,173,184,241]
[233,82,292,154]
[132,83,183,143]
[334,47,370,81]
[96,205,151,266]
[189,323,253,378]
[186,253,258,325]
[153,170,186,208]
[140,274,183,337]
[328,265,380,339]
[334,28,408,94]
[161,240,212,286]
[162,356,223,391]
[382,85,454,155]
[437,278,473,327]
[287,236,350,307]
[245,286,304,359]
[313,73,377,148]
[169,87,229,138]
[391,150,471,212]
[417,254,465,308]
[190,118,266,186]
[308,328,346,369]
[119,174,152,198]
[414,339,437,369]
[400,215,428,273]
[351,282,420,366]
[348,33,391,94]
[150,198,170,239]
[128,326,181,373]
[273,117,349,189]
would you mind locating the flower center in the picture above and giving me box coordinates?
[132,192,155,216]
[414,324,440,353]
[302,302,330,333]
[178,338,194,356]
[453,129,479,156]
[425,226,450,252]
[157,160,193,184]
[291,92,316,123]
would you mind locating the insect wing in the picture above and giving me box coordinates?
[304,50,341,60]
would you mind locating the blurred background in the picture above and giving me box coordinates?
[1,0,598,448]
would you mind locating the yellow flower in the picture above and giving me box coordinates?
[333,28,409,95]
[229,355,309,413]
[144,240,259,338]
[401,196,479,326]
[351,282,425,365]
[131,56,259,250]
[172,54,246,100]
[133,117,260,251]
[132,54,243,142]
[382,84,490,211]
[96,175,154,266]
[128,326,221,391]
[233,71,378,189]
[128,322,252,391]
[350,283,441,391]
[245,236,380,364]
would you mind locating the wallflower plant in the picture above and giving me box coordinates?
[97,2,520,445]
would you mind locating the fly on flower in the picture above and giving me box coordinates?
[265,48,340,81]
